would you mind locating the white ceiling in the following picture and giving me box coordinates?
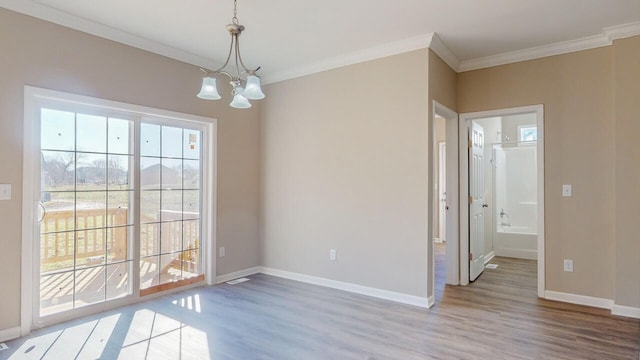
[2,0,640,83]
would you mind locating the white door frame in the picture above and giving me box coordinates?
[431,101,459,298]
[458,105,545,297]
[437,141,446,242]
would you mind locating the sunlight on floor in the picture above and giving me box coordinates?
[8,294,209,359]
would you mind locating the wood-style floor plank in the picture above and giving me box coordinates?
[3,245,638,359]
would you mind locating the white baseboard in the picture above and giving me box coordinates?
[427,296,435,308]
[495,248,537,260]
[215,266,262,284]
[544,290,614,310]
[484,251,495,264]
[612,304,640,319]
[0,326,21,342]
[260,267,429,308]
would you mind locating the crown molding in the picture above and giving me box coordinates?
[427,33,461,71]
[459,21,640,72]
[0,0,219,71]
[262,33,434,84]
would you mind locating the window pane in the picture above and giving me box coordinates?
[183,190,199,220]
[40,270,74,316]
[77,114,107,153]
[41,108,75,151]
[161,158,183,189]
[140,223,160,257]
[41,192,75,233]
[106,262,131,300]
[141,190,160,223]
[181,249,199,278]
[141,123,160,157]
[108,155,132,190]
[77,153,107,190]
[183,160,200,189]
[160,253,182,285]
[140,256,160,289]
[108,118,132,155]
[161,190,182,221]
[161,126,183,158]
[75,228,105,268]
[141,157,161,190]
[161,221,182,254]
[75,266,106,308]
[76,192,107,230]
[183,220,200,250]
[42,151,76,192]
[108,191,132,226]
[40,231,75,272]
[183,130,200,160]
[107,226,132,262]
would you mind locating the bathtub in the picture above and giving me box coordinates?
[495,224,537,260]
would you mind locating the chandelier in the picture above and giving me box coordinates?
[197,0,265,109]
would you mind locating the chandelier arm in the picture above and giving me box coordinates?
[235,36,260,74]
[210,33,235,74]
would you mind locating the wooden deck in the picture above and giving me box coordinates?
[5,244,639,359]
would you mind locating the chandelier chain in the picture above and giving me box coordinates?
[232,0,239,25]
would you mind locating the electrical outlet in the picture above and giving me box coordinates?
[562,184,572,197]
[219,246,225,258]
[563,259,573,272]
[329,249,337,261]
[0,184,11,201]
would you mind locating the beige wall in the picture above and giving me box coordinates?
[613,36,640,308]
[260,50,430,297]
[458,47,618,300]
[0,9,260,331]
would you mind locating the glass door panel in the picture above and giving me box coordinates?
[39,108,134,316]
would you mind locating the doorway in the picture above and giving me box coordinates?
[458,105,545,297]
[431,101,459,302]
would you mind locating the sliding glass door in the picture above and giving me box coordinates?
[29,88,212,324]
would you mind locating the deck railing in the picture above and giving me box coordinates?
[40,208,198,270]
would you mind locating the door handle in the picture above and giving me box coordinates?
[482,204,488,208]
[38,202,46,222]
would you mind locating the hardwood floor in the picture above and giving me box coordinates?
[3,246,638,359]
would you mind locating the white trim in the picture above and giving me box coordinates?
[260,267,429,308]
[544,291,613,310]
[262,33,433,84]
[459,105,544,296]
[611,304,640,319]
[215,267,262,284]
[427,296,435,308]
[428,33,461,72]
[483,251,495,265]
[0,326,21,343]
[459,22,640,72]
[0,1,218,71]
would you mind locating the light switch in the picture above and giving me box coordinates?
[562,184,572,197]
[0,184,11,200]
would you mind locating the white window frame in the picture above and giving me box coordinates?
[517,124,537,145]
[22,86,217,334]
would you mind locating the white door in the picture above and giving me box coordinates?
[438,142,446,242]
[469,121,485,281]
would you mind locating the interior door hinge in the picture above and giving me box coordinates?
[468,139,472,148]
[468,196,472,204]
[469,252,473,261]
